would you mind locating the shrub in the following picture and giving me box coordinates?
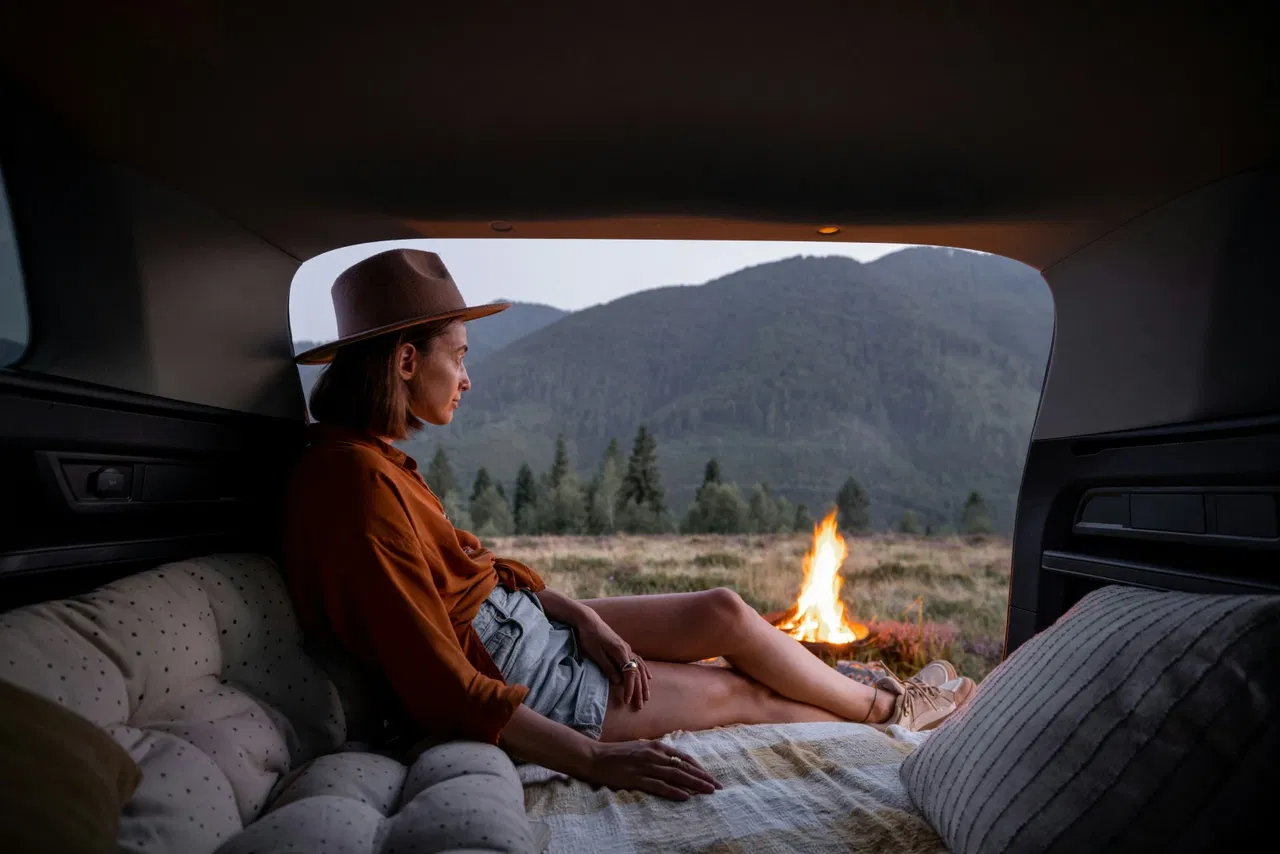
[692,552,745,568]
[851,619,959,677]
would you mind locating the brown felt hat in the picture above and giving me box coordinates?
[295,249,510,364]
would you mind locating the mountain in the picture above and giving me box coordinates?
[405,248,1053,532]
[294,301,568,404]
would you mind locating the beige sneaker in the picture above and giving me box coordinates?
[876,673,975,731]
[909,660,958,687]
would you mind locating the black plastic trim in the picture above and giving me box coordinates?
[1041,551,1280,596]
[1008,413,1280,655]
[1073,486,1280,548]
[0,369,292,424]
[0,534,243,578]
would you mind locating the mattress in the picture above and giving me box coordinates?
[519,721,943,854]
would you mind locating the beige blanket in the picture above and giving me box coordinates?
[520,722,944,854]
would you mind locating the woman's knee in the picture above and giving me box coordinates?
[700,587,755,626]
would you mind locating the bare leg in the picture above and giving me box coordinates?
[600,660,844,742]
[582,589,896,724]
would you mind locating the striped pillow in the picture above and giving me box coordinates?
[900,585,1280,854]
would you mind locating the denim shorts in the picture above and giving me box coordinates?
[472,585,610,739]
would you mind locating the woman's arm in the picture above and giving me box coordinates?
[533,587,597,627]
[534,586,652,708]
[499,705,720,801]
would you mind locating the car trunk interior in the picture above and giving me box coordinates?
[2,4,1279,648]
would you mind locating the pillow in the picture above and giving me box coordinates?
[0,677,143,854]
[900,584,1280,854]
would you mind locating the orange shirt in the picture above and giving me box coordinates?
[282,423,545,745]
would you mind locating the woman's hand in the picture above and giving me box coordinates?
[584,740,722,801]
[575,612,652,709]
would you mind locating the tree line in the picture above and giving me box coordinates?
[423,425,995,537]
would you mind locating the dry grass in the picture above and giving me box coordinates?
[489,533,1012,680]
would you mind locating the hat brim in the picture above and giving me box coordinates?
[294,302,512,365]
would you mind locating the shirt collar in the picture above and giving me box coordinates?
[306,422,415,470]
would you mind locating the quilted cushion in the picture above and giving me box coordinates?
[219,742,538,853]
[0,554,346,853]
[900,585,1280,854]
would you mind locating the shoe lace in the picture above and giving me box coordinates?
[902,681,949,718]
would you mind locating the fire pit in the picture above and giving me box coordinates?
[768,511,873,660]
[766,610,874,659]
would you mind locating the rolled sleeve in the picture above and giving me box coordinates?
[494,556,547,593]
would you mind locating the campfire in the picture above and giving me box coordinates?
[767,510,870,655]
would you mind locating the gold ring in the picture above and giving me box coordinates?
[668,755,681,765]
[621,659,640,673]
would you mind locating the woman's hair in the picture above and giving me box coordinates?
[308,319,455,440]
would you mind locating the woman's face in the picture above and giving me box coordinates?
[400,320,470,426]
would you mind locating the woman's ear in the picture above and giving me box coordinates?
[397,342,418,381]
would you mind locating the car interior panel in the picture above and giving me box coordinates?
[0,4,1276,853]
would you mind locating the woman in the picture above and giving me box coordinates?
[285,248,975,802]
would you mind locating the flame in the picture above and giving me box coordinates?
[777,510,869,644]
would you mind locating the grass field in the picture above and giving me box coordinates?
[489,533,1012,681]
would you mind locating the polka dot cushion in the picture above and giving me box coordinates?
[0,553,541,854]
[220,742,538,854]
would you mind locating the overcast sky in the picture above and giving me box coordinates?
[289,239,916,344]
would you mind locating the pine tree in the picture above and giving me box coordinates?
[441,489,472,531]
[898,509,923,535]
[961,491,994,534]
[747,483,779,534]
[513,463,538,534]
[793,503,814,532]
[425,447,457,498]
[550,435,571,489]
[695,458,722,503]
[472,485,514,537]
[618,426,666,532]
[682,483,748,534]
[470,467,493,503]
[773,496,795,534]
[586,443,624,534]
[544,473,588,534]
[604,437,622,467]
[835,477,872,533]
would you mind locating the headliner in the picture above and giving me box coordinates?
[1,3,1276,268]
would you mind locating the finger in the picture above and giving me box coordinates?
[620,664,642,709]
[649,764,718,795]
[609,643,632,670]
[624,670,640,708]
[638,660,651,704]
[645,744,719,790]
[662,748,721,789]
[635,777,692,801]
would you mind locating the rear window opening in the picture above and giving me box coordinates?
[290,238,1053,679]
[0,165,30,369]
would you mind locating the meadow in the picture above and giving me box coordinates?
[489,533,1011,681]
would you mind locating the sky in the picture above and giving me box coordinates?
[289,239,916,344]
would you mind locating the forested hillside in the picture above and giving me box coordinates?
[402,248,1052,531]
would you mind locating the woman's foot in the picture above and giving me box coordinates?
[875,672,975,731]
